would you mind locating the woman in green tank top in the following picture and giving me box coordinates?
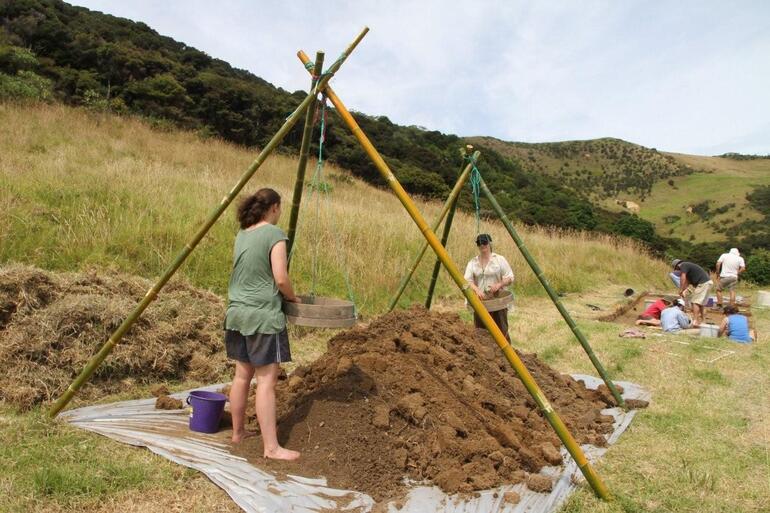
[224,188,301,461]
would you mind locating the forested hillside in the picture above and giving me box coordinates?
[1,0,768,277]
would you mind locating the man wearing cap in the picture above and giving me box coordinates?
[671,258,712,327]
[715,248,746,307]
[660,298,693,333]
[464,233,514,342]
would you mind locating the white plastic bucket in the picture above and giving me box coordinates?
[699,324,719,338]
[757,291,770,308]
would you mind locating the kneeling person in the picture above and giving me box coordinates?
[718,305,756,343]
[636,296,674,326]
[660,299,692,333]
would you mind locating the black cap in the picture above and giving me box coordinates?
[475,233,492,245]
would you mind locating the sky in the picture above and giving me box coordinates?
[70,1,770,156]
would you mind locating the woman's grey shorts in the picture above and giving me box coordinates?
[224,328,292,366]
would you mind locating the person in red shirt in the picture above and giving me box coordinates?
[635,296,674,326]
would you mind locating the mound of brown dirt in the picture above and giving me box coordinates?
[233,307,621,501]
[0,264,229,410]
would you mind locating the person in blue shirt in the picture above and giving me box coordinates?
[718,305,756,343]
[660,299,693,332]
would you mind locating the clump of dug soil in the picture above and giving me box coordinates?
[233,307,630,502]
[0,264,229,410]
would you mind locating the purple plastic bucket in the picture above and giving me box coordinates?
[186,390,227,433]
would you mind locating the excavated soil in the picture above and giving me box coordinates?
[232,307,630,502]
[0,264,229,410]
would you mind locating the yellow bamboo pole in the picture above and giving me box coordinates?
[299,50,611,500]
[46,28,369,418]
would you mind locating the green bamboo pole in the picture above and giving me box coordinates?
[424,197,458,309]
[477,176,625,407]
[387,151,480,311]
[48,28,369,418]
[425,152,468,309]
[286,51,325,267]
[298,51,611,500]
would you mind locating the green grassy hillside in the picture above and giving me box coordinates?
[642,153,770,242]
[467,136,692,200]
[467,136,770,245]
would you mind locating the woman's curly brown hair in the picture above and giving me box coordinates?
[237,188,281,229]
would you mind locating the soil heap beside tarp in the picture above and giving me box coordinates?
[234,307,625,502]
[0,264,229,410]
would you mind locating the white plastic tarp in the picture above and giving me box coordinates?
[62,375,650,513]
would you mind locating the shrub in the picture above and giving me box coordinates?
[0,70,52,102]
[0,45,38,73]
[744,249,770,285]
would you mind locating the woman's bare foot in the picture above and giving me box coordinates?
[264,446,301,460]
[231,430,257,444]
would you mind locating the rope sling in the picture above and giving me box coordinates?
[294,95,358,318]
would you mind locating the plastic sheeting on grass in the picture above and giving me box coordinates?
[62,375,649,513]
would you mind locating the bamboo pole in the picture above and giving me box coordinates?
[477,176,625,407]
[286,51,325,267]
[387,151,479,311]
[425,150,469,309]
[298,51,611,500]
[424,197,458,309]
[47,28,369,418]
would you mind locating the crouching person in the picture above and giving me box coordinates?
[718,305,756,343]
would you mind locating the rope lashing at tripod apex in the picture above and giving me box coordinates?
[283,77,358,329]
[298,50,613,500]
[47,27,370,418]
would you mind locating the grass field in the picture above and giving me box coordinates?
[2,103,769,512]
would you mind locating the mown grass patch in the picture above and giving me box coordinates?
[0,408,194,512]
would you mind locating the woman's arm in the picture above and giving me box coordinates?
[270,240,299,302]
[718,317,729,337]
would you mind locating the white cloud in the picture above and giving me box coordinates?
[71,0,770,154]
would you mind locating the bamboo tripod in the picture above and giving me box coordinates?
[298,51,611,500]
[48,28,370,418]
[45,27,611,501]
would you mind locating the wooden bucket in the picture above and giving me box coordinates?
[283,295,356,328]
[467,290,514,313]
